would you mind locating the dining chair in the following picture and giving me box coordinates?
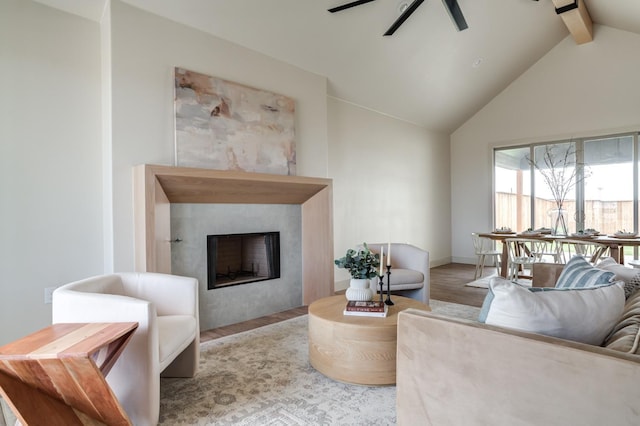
[471,233,501,279]
[505,238,556,281]
[531,238,562,264]
[557,239,609,264]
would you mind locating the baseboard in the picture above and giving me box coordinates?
[430,256,452,268]
[451,256,479,265]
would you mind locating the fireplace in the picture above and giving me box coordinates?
[136,164,332,330]
[207,232,280,289]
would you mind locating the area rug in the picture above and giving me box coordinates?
[158,300,480,425]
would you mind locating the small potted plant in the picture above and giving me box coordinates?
[335,243,380,301]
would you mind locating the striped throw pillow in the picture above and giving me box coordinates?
[556,255,615,289]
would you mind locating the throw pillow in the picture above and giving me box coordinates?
[555,255,614,289]
[478,277,624,345]
[596,257,640,299]
[597,256,618,269]
[625,272,640,299]
[603,289,640,354]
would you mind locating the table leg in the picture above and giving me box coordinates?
[609,245,621,263]
[500,243,509,278]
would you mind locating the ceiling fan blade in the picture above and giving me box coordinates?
[383,0,425,36]
[442,0,468,31]
[328,0,377,13]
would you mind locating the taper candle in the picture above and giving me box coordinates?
[387,243,391,266]
[379,246,384,275]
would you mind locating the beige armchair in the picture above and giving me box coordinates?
[52,272,199,426]
[366,243,430,305]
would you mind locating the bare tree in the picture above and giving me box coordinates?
[527,143,587,235]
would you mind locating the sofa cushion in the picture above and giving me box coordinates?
[479,277,624,345]
[555,255,614,289]
[390,268,423,285]
[597,257,640,299]
[603,289,640,354]
[158,315,197,371]
[372,269,424,290]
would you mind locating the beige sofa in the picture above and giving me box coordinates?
[397,263,640,425]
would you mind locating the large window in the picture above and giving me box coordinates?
[494,147,531,231]
[583,136,635,234]
[494,133,638,235]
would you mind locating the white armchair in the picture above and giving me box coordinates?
[52,272,199,426]
[366,243,430,305]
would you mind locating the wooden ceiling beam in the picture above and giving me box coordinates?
[551,0,593,45]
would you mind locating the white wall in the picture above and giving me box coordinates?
[0,0,453,345]
[0,0,103,344]
[328,98,451,289]
[451,25,640,264]
[109,0,329,271]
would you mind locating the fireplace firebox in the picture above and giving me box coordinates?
[207,232,280,289]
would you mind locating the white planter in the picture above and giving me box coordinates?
[345,278,374,301]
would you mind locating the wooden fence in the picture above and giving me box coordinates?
[495,192,634,234]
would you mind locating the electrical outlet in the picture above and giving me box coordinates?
[44,287,56,304]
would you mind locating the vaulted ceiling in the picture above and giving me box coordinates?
[36,0,640,133]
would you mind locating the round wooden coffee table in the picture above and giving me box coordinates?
[308,294,429,385]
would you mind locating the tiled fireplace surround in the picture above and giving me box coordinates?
[133,165,334,330]
[171,203,300,330]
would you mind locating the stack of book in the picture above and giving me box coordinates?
[343,300,388,317]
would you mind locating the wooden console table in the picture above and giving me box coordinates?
[0,322,138,425]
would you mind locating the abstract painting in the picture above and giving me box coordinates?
[174,67,296,175]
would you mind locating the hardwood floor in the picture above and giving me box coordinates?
[200,306,309,342]
[429,262,489,308]
[200,263,489,343]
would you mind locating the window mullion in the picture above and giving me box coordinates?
[634,132,639,235]
[576,139,585,232]
[530,145,535,228]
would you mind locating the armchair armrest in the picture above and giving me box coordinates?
[52,289,158,365]
[119,272,198,317]
[52,286,156,330]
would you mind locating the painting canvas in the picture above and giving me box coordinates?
[174,67,296,175]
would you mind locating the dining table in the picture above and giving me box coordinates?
[479,231,640,278]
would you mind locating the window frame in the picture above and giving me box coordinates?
[493,132,639,235]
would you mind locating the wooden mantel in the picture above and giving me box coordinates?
[133,164,334,304]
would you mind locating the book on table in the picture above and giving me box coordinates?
[345,300,385,312]
[343,301,388,317]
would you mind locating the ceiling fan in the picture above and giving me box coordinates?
[328,0,468,36]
